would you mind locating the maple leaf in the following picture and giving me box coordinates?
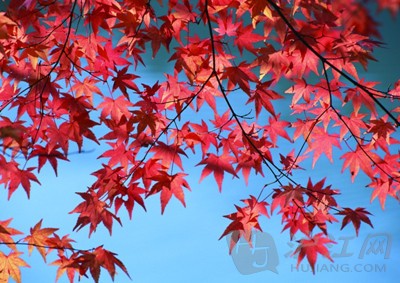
[219,210,261,252]
[235,151,264,185]
[70,190,122,236]
[0,117,25,146]
[305,127,341,168]
[100,141,135,170]
[305,178,340,208]
[112,66,140,97]
[98,40,131,69]
[197,153,238,192]
[336,113,367,141]
[344,80,379,115]
[337,207,373,236]
[191,121,218,157]
[285,78,315,105]
[71,246,130,283]
[265,114,292,145]
[222,63,259,95]
[309,208,338,235]
[0,251,30,283]
[214,11,240,36]
[46,233,75,256]
[98,96,133,122]
[368,177,393,209]
[340,146,380,181]
[234,23,264,54]
[0,156,41,199]
[50,253,80,283]
[271,184,305,213]
[23,219,58,262]
[280,206,314,239]
[292,233,336,274]
[219,196,269,252]
[92,246,131,282]
[71,77,102,105]
[114,182,147,219]
[29,145,69,176]
[0,218,23,251]
[291,119,316,141]
[147,171,191,214]
[368,118,396,144]
[150,141,188,171]
[279,149,307,174]
[131,110,159,136]
[246,80,283,118]
[242,195,270,218]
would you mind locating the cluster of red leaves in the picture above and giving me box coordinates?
[0,0,399,281]
[0,219,129,283]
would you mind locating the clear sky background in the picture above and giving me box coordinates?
[1,3,400,283]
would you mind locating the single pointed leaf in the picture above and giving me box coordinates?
[0,251,30,283]
[337,207,373,236]
[293,233,336,274]
[197,153,238,192]
[23,219,58,262]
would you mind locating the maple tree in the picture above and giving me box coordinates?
[0,0,399,281]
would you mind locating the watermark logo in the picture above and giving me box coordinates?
[230,231,393,274]
[359,233,392,259]
[228,230,279,274]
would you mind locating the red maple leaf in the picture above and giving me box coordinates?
[98,96,133,122]
[279,149,307,174]
[265,114,292,145]
[70,246,130,283]
[246,80,283,118]
[293,233,336,274]
[70,190,122,236]
[222,62,259,95]
[234,23,264,54]
[191,121,218,156]
[305,127,341,167]
[214,11,240,36]
[368,118,396,144]
[0,156,40,199]
[1,0,399,280]
[29,145,69,176]
[219,196,268,252]
[271,184,305,213]
[197,153,238,192]
[150,141,188,171]
[337,207,373,236]
[147,171,191,214]
[368,177,394,209]
[114,182,146,219]
[112,66,140,97]
[340,146,380,181]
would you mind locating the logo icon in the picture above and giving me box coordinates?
[228,230,279,274]
[359,233,392,259]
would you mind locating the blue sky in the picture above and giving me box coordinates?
[1,3,400,283]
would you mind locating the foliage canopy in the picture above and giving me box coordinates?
[0,0,399,282]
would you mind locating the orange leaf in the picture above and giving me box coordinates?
[23,219,58,262]
[0,251,30,283]
[0,218,23,251]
